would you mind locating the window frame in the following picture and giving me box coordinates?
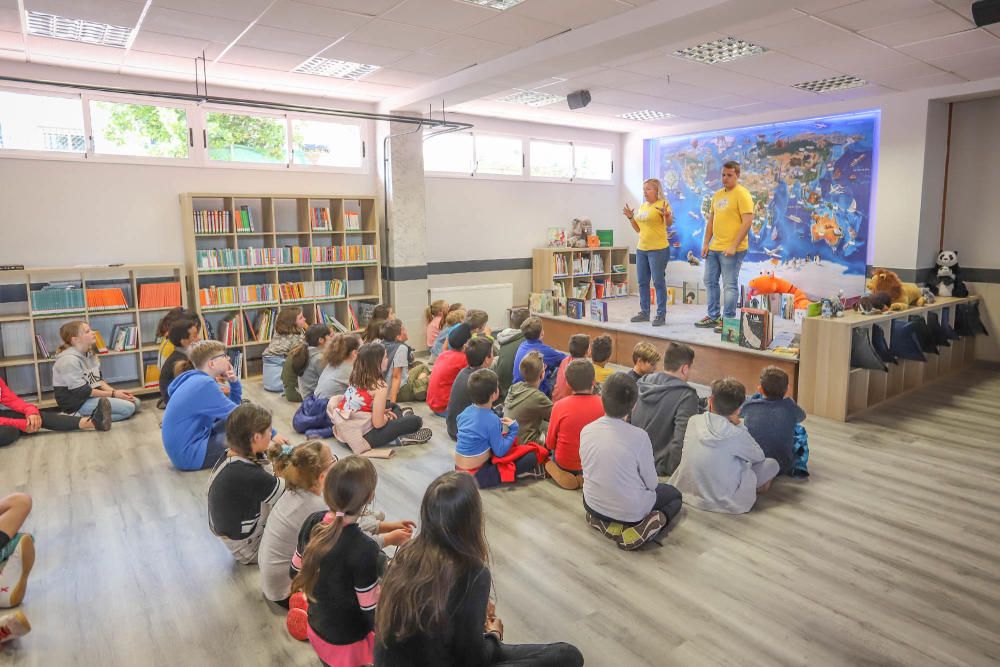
[0,84,88,162]
[84,92,195,165]
[286,113,367,175]
[527,138,575,182]
[570,141,615,185]
[422,130,477,177]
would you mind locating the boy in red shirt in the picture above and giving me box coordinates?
[426,324,473,415]
[544,360,604,489]
[551,334,590,403]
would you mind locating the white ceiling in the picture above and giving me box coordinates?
[0,0,998,132]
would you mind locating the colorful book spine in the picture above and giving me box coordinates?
[30,285,86,313]
[194,210,232,234]
[239,284,278,305]
[237,206,255,233]
[311,207,332,231]
[138,282,182,309]
[344,211,361,230]
[199,286,239,308]
[85,288,129,311]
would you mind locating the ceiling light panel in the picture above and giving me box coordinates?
[26,11,133,48]
[673,36,767,64]
[618,110,675,121]
[295,56,380,80]
[459,0,527,9]
[792,75,866,92]
[499,89,565,107]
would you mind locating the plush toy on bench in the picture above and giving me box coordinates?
[930,250,969,298]
[867,268,925,311]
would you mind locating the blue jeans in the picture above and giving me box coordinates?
[636,248,669,318]
[76,396,140,422]
[704,250,746,319]
[202,418,229,469]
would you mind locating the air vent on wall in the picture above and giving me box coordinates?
[26,11,132,48]
[673,36,766,65]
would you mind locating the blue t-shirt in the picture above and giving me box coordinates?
[455,404,518,458]
[512,339,567,396]
[739,394,806,475]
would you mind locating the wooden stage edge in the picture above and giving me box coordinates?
[535,313,799,399]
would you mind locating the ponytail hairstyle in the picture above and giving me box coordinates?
[225,403,273,461]
[349,342,387,392]
[268,440,336,492]
[275,307,304,336]
[376,472,489,643]
[425,300,447,326]
[292,456,378,598]
[323,333,361,368]
[56,320,89,354]
[156,307,186,338]
[362,303,392,343]
[291,324,332,375]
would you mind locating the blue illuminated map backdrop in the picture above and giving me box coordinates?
[643,111,879,297]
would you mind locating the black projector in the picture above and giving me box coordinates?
[972,0,1000,27]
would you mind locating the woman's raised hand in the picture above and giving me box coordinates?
[622,204,634,220]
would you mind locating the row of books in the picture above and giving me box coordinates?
[85,288,128,311]
[279,280,346,301]
[552,254,569,276]
[138,282,182,310]
[228,349,244,377]
[108,324,139,352]
[310,207,332,231]
[572,256,591,274]
[236,205,255,233]
[194,210,231,234]
[200,281,354,308]
[30,284,85,313]
[592,279,628,298]
[218,313,249,346]
[196,246,377,270]
[744,292,799,320]
[592,254,606,274]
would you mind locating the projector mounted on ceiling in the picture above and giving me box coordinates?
[972,0,1000,26]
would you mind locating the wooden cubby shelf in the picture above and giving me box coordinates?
[532,246,631,300]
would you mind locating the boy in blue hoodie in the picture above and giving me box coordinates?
[739,366,807,476]
[511,317,567,397]
[162,340,286,470]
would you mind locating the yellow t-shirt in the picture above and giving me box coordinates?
[592,362,614,384]
[709,185,753,252]
[634,199,670,251]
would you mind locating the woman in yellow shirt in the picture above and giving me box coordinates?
[623,178,673,326]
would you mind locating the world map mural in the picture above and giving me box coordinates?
[643,111,879,298]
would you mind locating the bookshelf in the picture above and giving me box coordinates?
[0,264,185,408]
[532,247,631,300]
[181,193,383,378]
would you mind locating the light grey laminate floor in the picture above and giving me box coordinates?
[1,365,999,666]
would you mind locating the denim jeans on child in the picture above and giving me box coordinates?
[704,250,746,319]
[636,248,670,318]
[75,396,140,422]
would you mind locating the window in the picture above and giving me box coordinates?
[529,140,573,179]
[574,144,613,181]
[474,134,522,176]
[0,90,85,153]
[206,110,287,164]
[423,131,473,174]
[89,100,189,158]
[291,119,363,168]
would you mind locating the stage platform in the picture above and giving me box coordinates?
[534,297,800,398]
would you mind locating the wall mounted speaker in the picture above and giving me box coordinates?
[972,0,1000,26]
[567,90,592,110]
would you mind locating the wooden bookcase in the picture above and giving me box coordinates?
[797,295,981,421]
[532,246,631,299]
[181,193,382,378]
[0,264,185,408]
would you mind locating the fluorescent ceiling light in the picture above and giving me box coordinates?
[295,56,380,80]
[26,10,132,48]
[499,89,565,107]
[673,36,766,65]
[618,110,675,121]
[792,75,866,93]
[459,0,527,9]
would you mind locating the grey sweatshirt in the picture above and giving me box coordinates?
[52,347,103,413]
[297,346,325,399]
[631,372,700,476]
[669,412,767,515]
[503,381,552,446]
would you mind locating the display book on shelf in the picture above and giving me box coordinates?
[531,246,631,320]
[181,192,383,378]
[0,264,185,408]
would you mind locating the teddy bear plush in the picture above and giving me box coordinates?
[930,250,969,297]
[866,268,925,311]
[569,218,593,248]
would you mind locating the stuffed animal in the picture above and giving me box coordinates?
[569,218,593,248]
[931,250,968,297]
[857,291,892,314]
[920,286,936,304]
[866,268,925,311]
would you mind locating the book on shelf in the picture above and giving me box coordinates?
[572,282,593,299]
[355,302,376,326]
[593,279,606,300]
[34,334,50,359]
[590,300,608,322]
[239,284,277,305]
[311,207,332,231]
[529,292,543,314]
[552,254,568,276]
[251,309,276,342]
[218,313,246,346]
[344,211,361,231]
[607,280,628,297]
[326,313,350,333]
[93,331,109,354]
[611,264,627,274]
[194,210,231,234]
[572,255,591,274]
[547,227,567,247]
[721,317,741,344]
[567,298,585,320]
[109,324,138,352]
[199,286,239,308]
[30,283,85,313]
[144,363,160,388]
[592,254,605,274]
[138,282,181,309]
[85,288,128,311]
[227,349,244,377]
[347,304,359,331]
[237,205,255,233]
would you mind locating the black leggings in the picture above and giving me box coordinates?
[485,634,584,666]
[0,411,82,447]
[363,404,423,448]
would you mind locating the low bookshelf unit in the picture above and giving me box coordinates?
[532,246,631,300]
[181,193,383,378]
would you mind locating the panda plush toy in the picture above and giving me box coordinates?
[931,250,969,297]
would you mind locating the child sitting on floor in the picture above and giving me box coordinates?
[362,304,393,344]
[207,404,287,564]
[545,360,604,490]
[631,342,699,476]
[551,334,590,403]
[512,317,567,397]
[670,378,779,514]
[740,366,808,477]
[262,307,306,394]
[0,491,33,610]
[493,308,529,401]
[158,318,201,408]
[427,324,473,416]
[314,334,360,401]
[446,337,494,441]
[287,324,332,400]
[590,335,614,384]
[377,319,413,404]
[0,377,110,448]
[628,341,661,382]
[455,369,547,489]
[425,299,448,350]
[504,352,553,446]
[430,307,466,360]
[52,320,140,422]
[580,373,683,550]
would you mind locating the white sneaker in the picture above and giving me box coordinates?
[0,534,34,608]
[0,609,30,643]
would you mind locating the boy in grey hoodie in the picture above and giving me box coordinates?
[669,378,778,514]
[492,309,529,401]
[631,343,700,476]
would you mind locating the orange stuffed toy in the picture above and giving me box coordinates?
[746,272,813,309]
[866,268,924,311]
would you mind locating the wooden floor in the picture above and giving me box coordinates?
[2,365,999,666]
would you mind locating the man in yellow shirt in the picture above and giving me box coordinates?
[694,161,754,332]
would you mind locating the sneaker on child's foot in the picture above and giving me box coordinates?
[399,406,415,417]
[286,607,309,642]
[0,534,34,608]
[694,316,721,329]
[398,428,432,445]
[91,397,112,432]
[630,312,650,323]
[0,610,30,643]
[288,591,309,613]
[586,513,624,544]
[618,511,667,551]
